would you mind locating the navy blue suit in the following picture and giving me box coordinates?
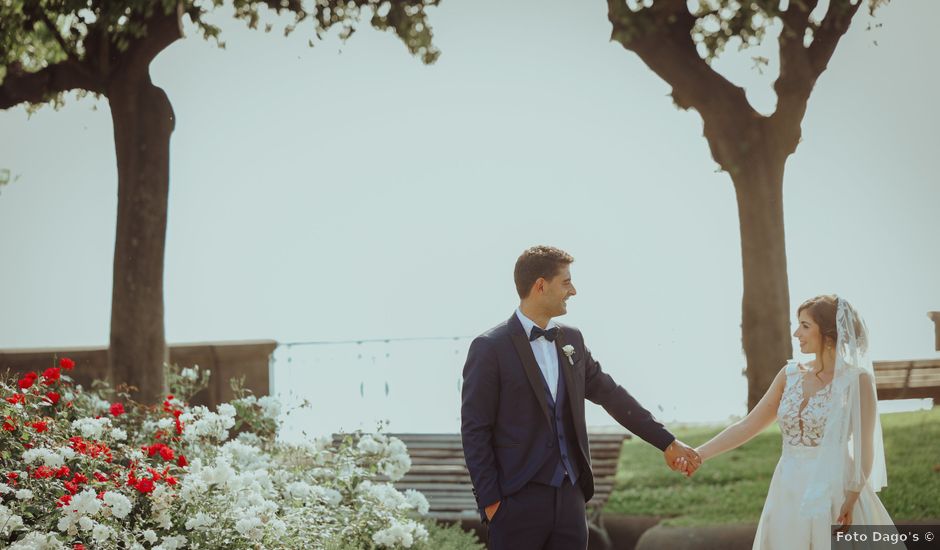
[460,313,675,548]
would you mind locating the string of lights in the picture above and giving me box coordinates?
[279,335,473,347]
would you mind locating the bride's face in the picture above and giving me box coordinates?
[793,310,822,354]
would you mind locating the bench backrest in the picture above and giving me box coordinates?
[873,359,940,400]
[389,432,630,521]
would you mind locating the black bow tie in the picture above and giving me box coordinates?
[529,326,559,342]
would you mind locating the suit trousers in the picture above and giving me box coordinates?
[486,477,587,550]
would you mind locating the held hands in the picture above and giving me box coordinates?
[663,439,702,477]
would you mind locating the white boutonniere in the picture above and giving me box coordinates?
[562,345,576,366]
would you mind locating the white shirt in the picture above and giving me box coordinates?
[515,308,560,401]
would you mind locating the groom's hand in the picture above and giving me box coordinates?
[663,439,701,477]
[484,501,500,522]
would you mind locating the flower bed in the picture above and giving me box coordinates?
[0,359,465,549]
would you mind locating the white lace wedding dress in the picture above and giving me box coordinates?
[753,361,897,549]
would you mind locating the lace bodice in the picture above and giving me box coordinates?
[777,362,833,447]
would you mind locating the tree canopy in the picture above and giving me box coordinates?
[1,0,440,110]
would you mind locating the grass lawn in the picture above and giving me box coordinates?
[605,407,940,526]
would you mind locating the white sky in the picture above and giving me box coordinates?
[1,0,938,432]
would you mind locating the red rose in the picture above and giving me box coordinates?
[44,392,61,405]
[57,494,72,508]
[42,367,61,385]
[33,466,54,479]
[93,472,109,482]
[17,376,35,390]
[6,393,25,404]
[177,454,188,467]
[165,475,177,486]
[159,446,174,461]
[56,465,71,479]
[2,418,15,431]
[31,421,48,433]
[59,357,75,370]
[74,544,86,550]
[109,402,125,417]
[134,477,155,494]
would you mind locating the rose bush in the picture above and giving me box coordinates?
[0,359,480,549]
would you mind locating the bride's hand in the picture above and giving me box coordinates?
[835,493,858,532]
[694,446,707,462]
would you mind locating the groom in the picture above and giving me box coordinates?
[461,246,700,549]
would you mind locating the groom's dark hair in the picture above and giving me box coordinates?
[514,246,574,299]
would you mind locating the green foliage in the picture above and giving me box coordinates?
[606,408,940,526]
[163,362,211,403]
[610,0,890,61]
[0,0,440,107]
[416,520,485,550]
[0,168,21,192]
[321,520,484,550]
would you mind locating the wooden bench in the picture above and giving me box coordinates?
[873,359,940,401]
[388,432,629,547]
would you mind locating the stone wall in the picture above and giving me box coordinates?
[0,340,277,407]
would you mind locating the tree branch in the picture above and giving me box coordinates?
[771,0,861,152]
[607,0,755,119]
[113,3,185,77]
[771,0,818,147]
[808,0,863,73]
[779,0,820,40]
[0,61,103,109]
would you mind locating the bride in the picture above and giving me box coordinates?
[690,295,898,549]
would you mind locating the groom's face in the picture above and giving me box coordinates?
[539,265,576,317]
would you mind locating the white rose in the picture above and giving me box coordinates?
[92,523,112,542]
[103,491,132,519]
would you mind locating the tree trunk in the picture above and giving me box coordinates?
[106,66,174,404]
[725,140,792,410]
[606,0,862,412]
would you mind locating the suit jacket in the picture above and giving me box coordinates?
[460,312,675,513]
